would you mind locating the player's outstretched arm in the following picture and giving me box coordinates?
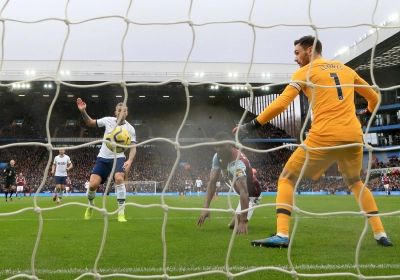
[232,118,262,142]
[197,169,219,227]
[234,176,249,235]
[76,98,96,127]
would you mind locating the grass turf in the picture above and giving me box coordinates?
[0,194,399,279]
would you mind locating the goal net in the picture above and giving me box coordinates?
[1,0,400,279]
[125,181,157,194]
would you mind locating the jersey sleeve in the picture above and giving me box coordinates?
[211,154,220,170]
[96,117,108,128]
[128,125,137,143]
[353,71,379,113]
[256,84,300,125]
[228,160,247,179]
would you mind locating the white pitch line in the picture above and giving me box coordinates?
[0,215,400,222]
[1,264,400,276]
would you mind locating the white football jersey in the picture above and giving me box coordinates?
[97,117,136,159]
[195,179,202,188]
[53,155,71,177]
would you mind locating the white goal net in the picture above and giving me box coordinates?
[1,0,400,280]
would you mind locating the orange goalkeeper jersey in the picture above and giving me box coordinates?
[256,58,379,143]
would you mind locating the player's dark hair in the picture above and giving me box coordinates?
[294,35,322,54]
[213,131,231,141]
[116,102,128,110]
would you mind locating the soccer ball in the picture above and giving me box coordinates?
[105,126,131,153]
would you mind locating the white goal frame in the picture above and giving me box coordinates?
[124,181,157,194]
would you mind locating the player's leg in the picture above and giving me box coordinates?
[4,185,9,201]
[58,183,65,204]
[339,146,392,246]
[58,177,66,203]
[252,141,332,248]
[230,196,261,229]
[84,174,102,219]
[114,158,128,222]
[53,177,60,201]
[65,186,69,197]
[85,158,110,219]
[9,185,15,201]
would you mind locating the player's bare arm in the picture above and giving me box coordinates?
[66,162,73,171]
[235,176,249,235]
[123,145,137,171]
[197,169,219,227]
[77,98,96,127]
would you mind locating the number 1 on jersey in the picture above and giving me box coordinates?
[330,73,343,100]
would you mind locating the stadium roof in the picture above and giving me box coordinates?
[1,16,399,101]
[336,16,400,87]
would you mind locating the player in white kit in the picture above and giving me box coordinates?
[51,149,73,204]
[195,177,203,196]
[77,98,137,222]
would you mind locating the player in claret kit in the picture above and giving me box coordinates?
[77,98,136,222]
[197,132,262,235]
[16,172,26,199]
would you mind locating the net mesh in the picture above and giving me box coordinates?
[1,0,400,279]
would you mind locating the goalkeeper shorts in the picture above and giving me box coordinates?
[285,138,363,181]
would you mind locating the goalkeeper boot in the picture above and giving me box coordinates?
[251,234,289,248]
[376,236,393,247]
[52,193,57,201]
[84,208,93,220]
[118,214,127,222]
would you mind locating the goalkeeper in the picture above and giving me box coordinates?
[76,98,136,222]
[197,131,262,235]
[235,35,392,247]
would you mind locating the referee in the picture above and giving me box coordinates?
[3,159,17,202]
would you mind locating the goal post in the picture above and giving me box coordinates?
[124,181,157,194]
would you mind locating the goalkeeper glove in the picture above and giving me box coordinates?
[358,108,372,116]
[232,118,262,142]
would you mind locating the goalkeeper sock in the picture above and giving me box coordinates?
[116,184,126,215]
[276,178,294,236]
[349,181,385,235]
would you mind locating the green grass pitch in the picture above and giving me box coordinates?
[0,194,399,280]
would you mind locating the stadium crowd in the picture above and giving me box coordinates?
[1,143,399,195]
[1,96,399,195]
